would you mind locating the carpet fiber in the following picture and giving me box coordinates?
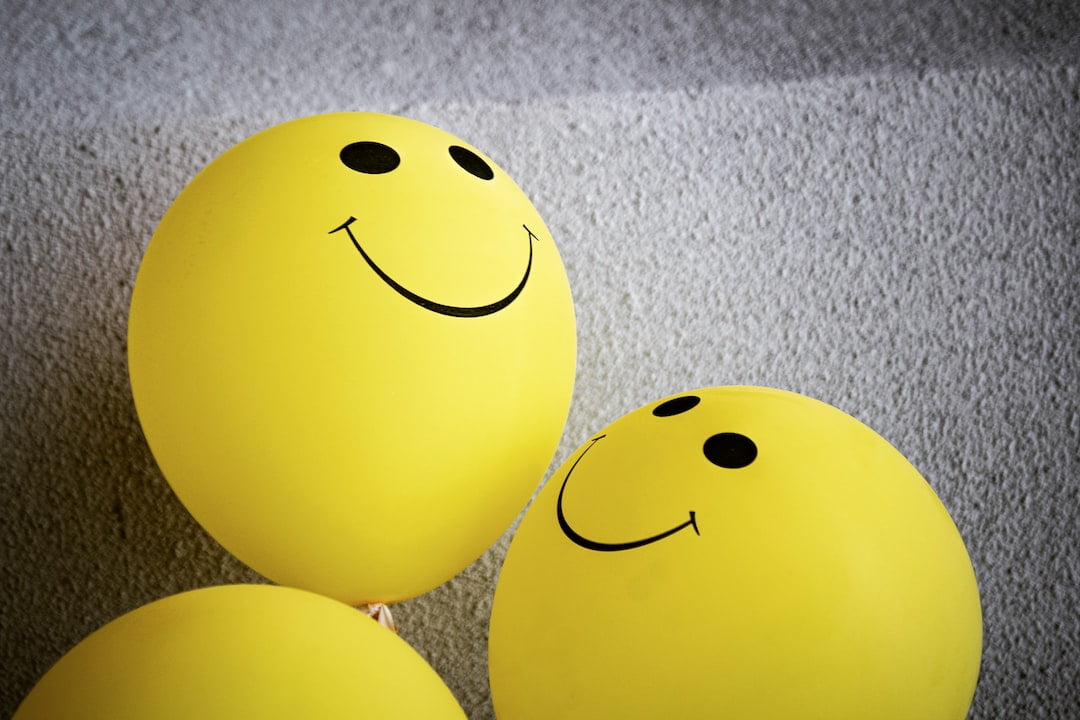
[2,1,1078,718]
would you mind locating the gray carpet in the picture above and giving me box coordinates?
[2,1,1078,718]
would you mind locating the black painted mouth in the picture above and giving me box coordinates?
[329,217,537,318]
[556,435,700,552]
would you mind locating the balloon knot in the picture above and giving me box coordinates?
[361,602,398,633]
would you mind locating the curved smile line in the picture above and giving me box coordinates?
[556,435,700,552]
[329,216,537,318]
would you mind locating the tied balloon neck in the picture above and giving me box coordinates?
[361,602,399,633]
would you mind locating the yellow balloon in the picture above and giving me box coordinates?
[128,113,576,604]
[489,386,982,720]
[14,584,466,719]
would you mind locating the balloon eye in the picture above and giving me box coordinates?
[340,141,400,174]
[703,433,757,469]
[652,395,701,417]
[449,145,494,180]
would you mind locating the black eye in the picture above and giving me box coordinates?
[449,145,494,180]
[340,141,400,174]
[703,433,757,469]
[652,395,701,417]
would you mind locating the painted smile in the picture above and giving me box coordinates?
[556,435,700,552]
[329,217,537,318]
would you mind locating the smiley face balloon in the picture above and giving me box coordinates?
[489,387,982,720]
[128,113,576,604]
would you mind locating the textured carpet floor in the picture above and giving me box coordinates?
[2,1,1078,718]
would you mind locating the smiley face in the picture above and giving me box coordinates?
[556,396,764,551]
[128,113,576,605]
[307,127,547,320]
[328,141,539,317]
[490,386,982,720]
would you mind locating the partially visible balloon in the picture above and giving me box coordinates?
[490,386,982,720]
[127,113,576,604]
[15,585,466,719]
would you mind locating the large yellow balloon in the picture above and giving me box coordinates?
[128,113,576,604]
[489,386,982,719]
[14,584,466,719]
